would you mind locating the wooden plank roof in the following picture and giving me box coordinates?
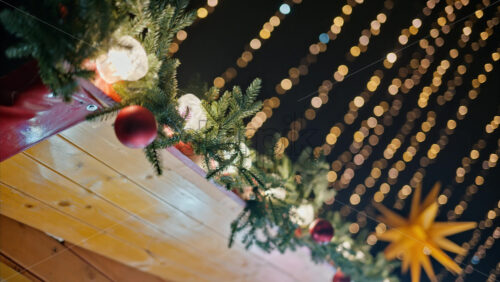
[0,120,334,281]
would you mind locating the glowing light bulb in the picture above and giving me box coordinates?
[319,33,330,43]
[386,52,397,63]
[279,4,291,15]
[96,36,148,84]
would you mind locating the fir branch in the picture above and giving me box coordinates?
[0,0,120,100]
[144,140,162,175]
[227,148,399,281]
[85,102,129,122]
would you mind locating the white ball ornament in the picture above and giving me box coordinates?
[96,36,149,84]
[290,203,315,227]
[177,94,207,130]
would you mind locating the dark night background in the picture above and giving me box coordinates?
[1,0,499,281]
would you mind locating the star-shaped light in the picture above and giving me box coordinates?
[375,183,476,282]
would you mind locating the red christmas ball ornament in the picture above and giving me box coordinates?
[309,218,334,243]
[114,105,157,148]
[332,270,350,282]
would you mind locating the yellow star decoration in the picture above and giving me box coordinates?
[375,183,476,282]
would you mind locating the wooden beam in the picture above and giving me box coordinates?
[0,214,111,282]
[0,214,169,282]
[65,242,167,282]
[0,255,40,282]
[0,182,208,281]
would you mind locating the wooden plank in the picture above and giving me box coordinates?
[60,121,243,231]
[57,121,303,280]
[65,242,167,282]
[58,121,333,281]
[0,182,211,282]
[23,136,283,280]
[0,154,237,282]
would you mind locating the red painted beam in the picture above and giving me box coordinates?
[0,62,106,162]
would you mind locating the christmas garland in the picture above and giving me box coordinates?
[2,1,397,281]
[228,148,400,281]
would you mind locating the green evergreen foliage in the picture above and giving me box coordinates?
[229,198,299,252]
[193,79,262,179]
[283,148,335,208]
[86,0,196,174]
[228,149,399,281]
[81,0,263,179]
[0,0,120,101]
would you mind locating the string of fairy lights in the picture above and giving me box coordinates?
[458,223,500,282]
[433,198,500,281]
[329,0,485,217]
[390,47,500,211]
[314,0,457,234]
[274,1,397,148]
[447,117,500,189]
[321,3,499,243]
[371,49,500,279]
[373,5,496,205]
[315,0,468,172]
[485,256,500,282]
[272,0,447,153]
[431,116,500,222]
[388,55,497,209]
[445,136,499,220]
[245,0,367,138]
[323,48,437,194]
[211,0,304,89]
[380,47,498,211]
[367,55,499,265]
[168,0,220,55]
[449,201,499,281]
[327,0,468,155]
[291,1,498,177]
